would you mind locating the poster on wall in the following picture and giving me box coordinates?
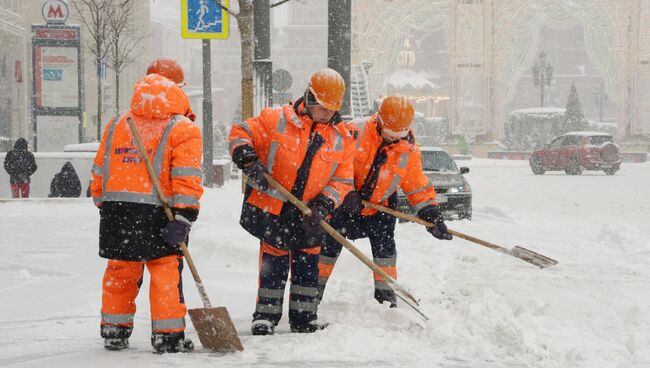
[31,24,82,151]
[34,46,79,109]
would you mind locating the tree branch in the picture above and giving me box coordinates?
[270,0,291,8]
[214,0,239,19]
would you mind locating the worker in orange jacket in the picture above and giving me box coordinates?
[229,68,356,335]
[91,59,203,353]
[318,95,453,307]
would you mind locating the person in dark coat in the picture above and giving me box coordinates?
[48,161,81,198]
[3,138,37,198]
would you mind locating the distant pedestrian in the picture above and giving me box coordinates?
[48,161,81,198]
[3,138,37,198]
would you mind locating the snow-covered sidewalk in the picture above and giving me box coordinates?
[1,159,649,367]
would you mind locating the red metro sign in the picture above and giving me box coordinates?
[42,0,69,25]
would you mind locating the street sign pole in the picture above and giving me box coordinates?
[181,0,230,187]
[202,39,214,187]
[254,0,272,114]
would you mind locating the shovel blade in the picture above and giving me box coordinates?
[188,307,243,353]
[511,246,558,269]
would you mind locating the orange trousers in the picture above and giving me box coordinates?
[101,255,186,334]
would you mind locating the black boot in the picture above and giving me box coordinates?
[375,289,397,308]
[251,320,275,336]
[104,338,129,350]
[101,325,132,351]
[151,332,194,354]
[290,320,329,333]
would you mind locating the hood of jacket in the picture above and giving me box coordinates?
[61,161,76,174]
[14,138,28,151]
[130,74,191,120]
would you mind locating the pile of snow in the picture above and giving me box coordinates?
[63,143,100,153]
[1,159,649,367]
[385,69,438,91]
[510,108,566,117]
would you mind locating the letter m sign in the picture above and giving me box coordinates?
[41,0,70,25]
[48,5,64,18]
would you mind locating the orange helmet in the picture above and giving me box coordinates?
[146,58,184,84]
[378,95,414,136]
[308,68,345,111]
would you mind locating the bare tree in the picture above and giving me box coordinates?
[215,0,292,121]
[71,0,115,141]
[107,0,145,113]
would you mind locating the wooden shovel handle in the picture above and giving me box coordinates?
[126,117,212,308]
[260,174,428,318]
[361,200,508,253]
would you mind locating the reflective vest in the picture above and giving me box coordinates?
[352,115,437,216]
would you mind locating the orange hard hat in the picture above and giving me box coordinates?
[146,58,184,84]
[308,68,345,111]
[378,95,414,136]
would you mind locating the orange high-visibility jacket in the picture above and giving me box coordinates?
[91,74,203,210]
[229,104,355,216]
[352,115,437,216]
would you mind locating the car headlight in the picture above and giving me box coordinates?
[449,183,471,193]
[463,182,471,193]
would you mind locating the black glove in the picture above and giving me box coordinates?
[340,190,363,214]
[302,195,334,235]
[161,214,192,246]
[231,144,258,169]
[243,161,269,191]
[418,206,452,241]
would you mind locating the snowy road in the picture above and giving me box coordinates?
[1,159,649,367]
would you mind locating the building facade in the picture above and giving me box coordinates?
[0,0,151,151]
[0,0,30,149]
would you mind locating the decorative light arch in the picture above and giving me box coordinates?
[352,0,648,139]
[496,0,625,105]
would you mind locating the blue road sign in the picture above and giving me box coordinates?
[181,0,229,39]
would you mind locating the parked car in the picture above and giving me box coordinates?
[396,147,472,220]
[529,132,622,175]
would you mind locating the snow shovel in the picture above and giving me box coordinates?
[262,173,430,321]
[126,117,243,353]
[362,200,559,269]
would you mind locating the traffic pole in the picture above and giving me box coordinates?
[202,39,214,187]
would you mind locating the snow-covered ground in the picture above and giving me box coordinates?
[1,159,649,368]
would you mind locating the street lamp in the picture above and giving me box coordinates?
[533,51,553,107]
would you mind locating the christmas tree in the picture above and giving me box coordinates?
[563,82,588,132]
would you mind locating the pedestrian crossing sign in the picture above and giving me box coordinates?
[181,0,229,39]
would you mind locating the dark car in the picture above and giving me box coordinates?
[529,132,622,175]
[396,147,472,220]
